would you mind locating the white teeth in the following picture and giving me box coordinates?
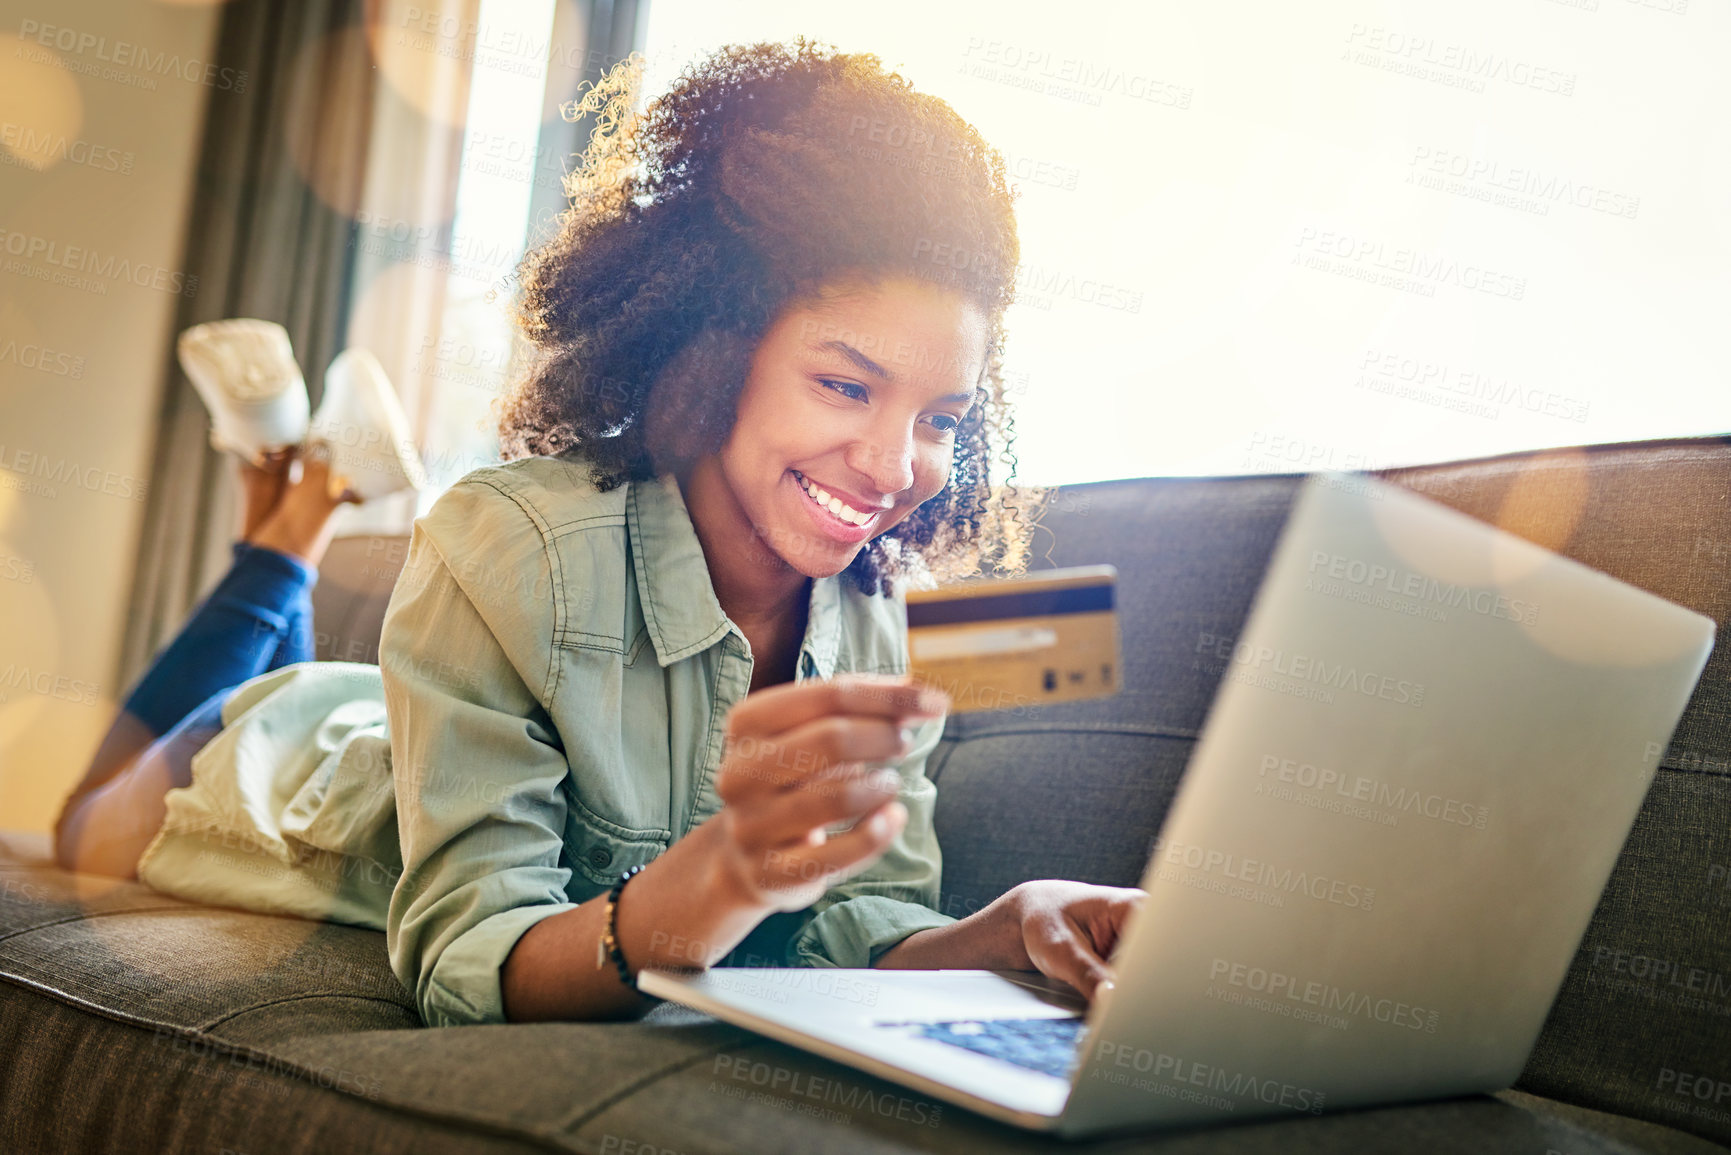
[796,472,873,527]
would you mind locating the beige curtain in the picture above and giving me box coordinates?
[326,0,480,538]
[118,0,478,689]
[336,0,650,537]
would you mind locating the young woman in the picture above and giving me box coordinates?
[55,41,1141,1028]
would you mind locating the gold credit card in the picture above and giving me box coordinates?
[905,564,1121,714]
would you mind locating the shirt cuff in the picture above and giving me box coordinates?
[417,901,578,1027]
[788,896,957,969]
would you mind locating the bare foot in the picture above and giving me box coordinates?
[245,443,361,567]
[237,447,297,539]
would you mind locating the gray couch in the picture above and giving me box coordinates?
[4,437,1729,1154]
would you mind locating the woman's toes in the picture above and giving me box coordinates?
[243,448,353,566]
[293,447,358,509]
[326,469,360,503]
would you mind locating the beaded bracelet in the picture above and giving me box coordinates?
[595,864,645,988]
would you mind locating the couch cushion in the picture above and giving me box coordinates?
[927,437,1731,1148]
[310,534,407,666]
[315,440,1731,1148]
[929,473,1297,909]
[13,437,1725,1153]
[5,831,1725,1154]
[0,832,416,1037]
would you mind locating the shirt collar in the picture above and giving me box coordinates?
[628,470,844,679]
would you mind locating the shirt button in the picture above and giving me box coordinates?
[588,847,613,870]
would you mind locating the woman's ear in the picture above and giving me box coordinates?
[642,328,756,474]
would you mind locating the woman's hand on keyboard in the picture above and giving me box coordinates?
[1003,881,1145,1002]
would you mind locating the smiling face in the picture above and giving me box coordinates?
[678,275,988,612]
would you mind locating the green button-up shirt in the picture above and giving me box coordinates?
[135,450,955,1028]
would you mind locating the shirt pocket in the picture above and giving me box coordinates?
[562,805,668,890]
[550,631,675,837]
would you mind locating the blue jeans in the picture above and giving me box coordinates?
[55,541,319,849]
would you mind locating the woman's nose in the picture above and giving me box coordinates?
[847,426,917,496]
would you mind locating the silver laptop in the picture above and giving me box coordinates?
[639,473,1715,1137]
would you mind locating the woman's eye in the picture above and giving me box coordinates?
[819,379,958,436]
[820,379,869,402]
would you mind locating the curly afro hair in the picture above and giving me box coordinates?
[495,39,1047,597]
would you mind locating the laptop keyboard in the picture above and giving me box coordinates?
[906,1017,1087,1079]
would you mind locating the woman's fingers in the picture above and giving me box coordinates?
[1089,890,1144,961]
[709,674,948,909]
[725,674,947,745]
[716,714,910,802]
[754,799,908,901]
[1033,921,1116,1002]
[727,767,904,848]
[1008,883,1144,1001]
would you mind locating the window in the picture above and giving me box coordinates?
[333,0,577,537]
[411,0,553,516]
[414,0,557,515]
[642,2,1728,486]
